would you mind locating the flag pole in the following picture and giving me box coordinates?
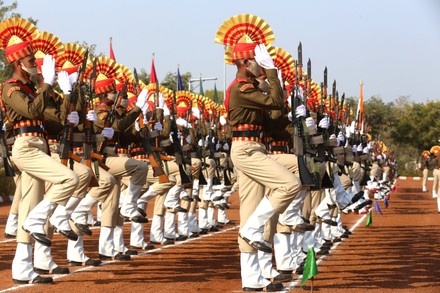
[311,277,314,292]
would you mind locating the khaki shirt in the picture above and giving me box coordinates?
[1,73,51,126]
[227,69,284,127]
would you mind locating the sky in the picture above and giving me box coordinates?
[9,0,440,104]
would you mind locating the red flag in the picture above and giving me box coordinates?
[150,53,157,84]
[109,37,116,61]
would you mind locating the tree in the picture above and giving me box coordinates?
[363,95,396,140]
[204,89,224,104]
[161,71,192,92]
[137,68,150,85]
[0,1,38,83]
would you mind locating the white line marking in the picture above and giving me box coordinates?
[0,225,238,292]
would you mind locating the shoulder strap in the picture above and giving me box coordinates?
[224,78,249,119]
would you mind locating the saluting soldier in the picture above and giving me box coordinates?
[0,18,79,284]
[226,41,302,291]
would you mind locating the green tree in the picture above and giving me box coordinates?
[137,68,150,85]
[204,89,224,104]
[161,71,192,92]
[0,1,38,83]
[363,95,396,140]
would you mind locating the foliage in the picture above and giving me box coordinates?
[204,89,224,104]
[161,71,192,92]
[137,68,150,85]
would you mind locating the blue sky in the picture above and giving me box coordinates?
[11,0,440,104]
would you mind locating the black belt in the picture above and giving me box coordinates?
[232,130,261,138]
[47,134,59,140]
[13,126,43,136]
[271,146,288,152]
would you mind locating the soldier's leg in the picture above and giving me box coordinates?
[5,173,21,238]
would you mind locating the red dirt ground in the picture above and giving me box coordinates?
[1,177,440,293]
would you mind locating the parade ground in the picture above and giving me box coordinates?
[1,177,439,293]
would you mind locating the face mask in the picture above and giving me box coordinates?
[21,64,38,76]
[257,79,270,93]
[246,59,262,78]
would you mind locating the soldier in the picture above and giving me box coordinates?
[226,42,302,291]
[0,18,79,284]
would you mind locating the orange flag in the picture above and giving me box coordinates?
[109,37,116,61]
[356,80,364,133]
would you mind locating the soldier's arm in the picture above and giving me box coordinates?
[113,106,142,131]
[159,115,171,138]
[235,69,284,110]
[2,83,51,119]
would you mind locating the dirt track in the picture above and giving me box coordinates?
[1,178,439,293]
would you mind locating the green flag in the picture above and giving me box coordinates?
[301,247,318,287]
[365,210,372,227]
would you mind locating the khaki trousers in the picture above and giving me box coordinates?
[12,136,79,243]
[231,141,301,252]
[152,161,179,216]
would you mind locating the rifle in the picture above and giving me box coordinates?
[170,91,191,185]
[0,108,15,177]
[207,109,222,185]
[192,103,208,186]
[134,68,169,183]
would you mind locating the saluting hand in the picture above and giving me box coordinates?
[254,44,275,70]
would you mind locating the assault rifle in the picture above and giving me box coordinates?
[133,69,169,183]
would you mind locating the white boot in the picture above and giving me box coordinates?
[278,191,307,226]
[71,194,98,225]
[433,191,438,199]
[138,187,158,207]
[121,183,143,218]
[437,195,440,212]
[164,185,182,209]
[203,178,213,201]
[150,215,164,243]
[99,226,116,257]
[34,242,57,271]
[113,225,127,253]
[240,252,270,289]
[12,243,38,281]
[274,233,294,272]
[22,199,57,234]
[164,212,177,240]
[198,208,209,229]
[192,179,200,199]
[188,212,201,234]
[333,175,354,209]
[207,206,216,227]
[240,196,276,243]
[217,207,228,224]
[5,213,18,236]
[50,196,82,231]
[67,236,87,262]
[177,212,189,237]
[258,250,277,279]
[130,203,147,248]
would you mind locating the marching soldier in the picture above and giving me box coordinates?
[0,18,79,284]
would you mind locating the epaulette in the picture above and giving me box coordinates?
[6,86,21,98]
[239,83,255,92]
[3,78,19,84]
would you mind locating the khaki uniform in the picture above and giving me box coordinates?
[228,69,302,252]
[1,74,79,243]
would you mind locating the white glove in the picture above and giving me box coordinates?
[41,55,56,86]
[216,142,220,151]
[318,117,329,129]
[157,92,165,109]
[357,144,363,152]
[349,121,356,136]
[277,69,284,89]
[295,104,306,118]
[192,107,200,119]
[136,89,148,109]
[204,136,209,146]
[185,135,191,144]
[169,132,174,143]
[2,124,7,132]
[305,117,315,127]
[345,126,351,137]
[177,131,182,140]
[211,137,216,144]
[102,127,114,139]
[57,71,72,94]
[163,103,170,116]
[352,145,357,154]
[154,122,163,131]
[67,111,79,127]
[219,116,227,125]
[198,139,203,147]
[223,143,230,151]
[86,110,97,122]
[337,132,345,146]
[135,118,140,132]
[176,117,188,128]
[68,72,78,86]
[254,44,275,70]
[329,134,337,140]
[287,111,293,122]
[363,147,370,154]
